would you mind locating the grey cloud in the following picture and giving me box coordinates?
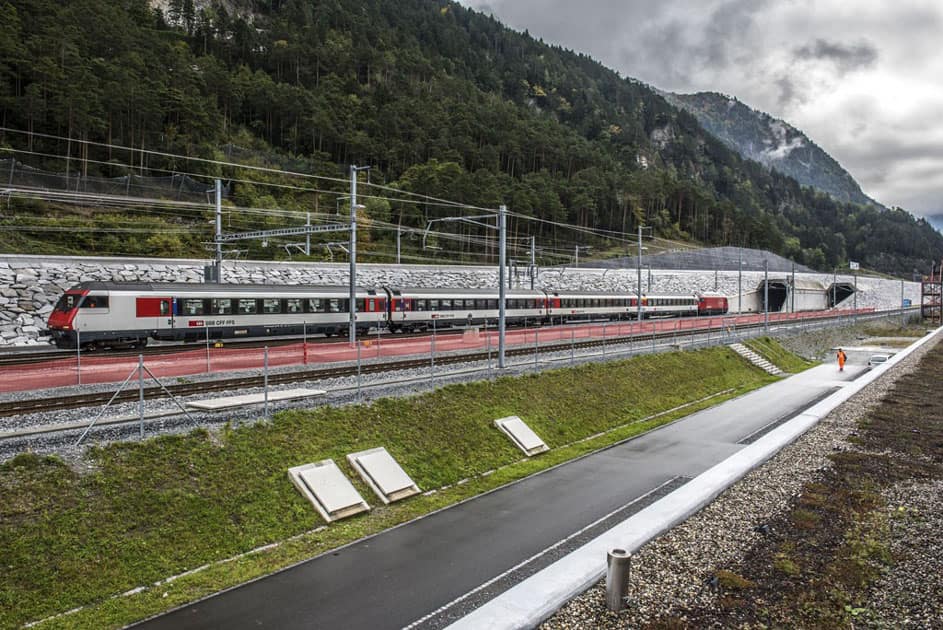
[775,75,800,107]
[793,39,879,74]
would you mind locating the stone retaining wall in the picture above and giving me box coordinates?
[0,254,920,347]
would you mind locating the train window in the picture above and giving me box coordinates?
[263,299,281,314]
[306,298,323,313]
[328,299,341,313]
[80,295,109,309]
[429,299,440,310]
[237,299,257,315]
[182,298,204,315]
[211,299,233,315]
[287,298,304,313]
[440,299,451,310]
[55,294,81,311]
[485,299,496,309]
[356,298,366,311]
[527,299,535,309]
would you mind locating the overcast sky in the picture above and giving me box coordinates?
[458,0,943,218]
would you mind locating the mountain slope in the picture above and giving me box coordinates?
[664,92,877,208]
[0,0,940,275]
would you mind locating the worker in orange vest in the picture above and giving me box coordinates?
[837,348,847,372]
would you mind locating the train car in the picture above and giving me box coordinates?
[643,294,700,318]
[544,291,639,324]
[47,282,387,349]
[696,292,729,316]
[383,287,546,332]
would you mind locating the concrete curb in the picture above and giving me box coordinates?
[447,326,943,630]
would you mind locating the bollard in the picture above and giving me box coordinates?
[606,549,632,611]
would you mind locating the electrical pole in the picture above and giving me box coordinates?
[637,225,642,321]
[738,245,742,314]
[349,166,357,345]
[214,179,222,283]
[764,259,769,331]
[791,261,795,313]
[348,165,370,345]
[853,268,857,322]
[530,236,536,290]
[498,205,507,368]
[305,212,311,256]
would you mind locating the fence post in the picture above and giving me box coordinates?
[138,354,145,440]
[533,327,539,370]
[356,341,362,400]
[263,346,269,417]
[570,327,575,364]
[430,320,436,384]
[76,329,82,386]
[486,322,493,379]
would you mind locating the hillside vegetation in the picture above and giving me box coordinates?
[0,0,940,273]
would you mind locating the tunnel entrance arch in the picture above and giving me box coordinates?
[759,279,788,312]
[827,283,856,308]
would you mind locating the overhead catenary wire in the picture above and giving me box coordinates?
[0,129,497,213]
[1,128,700,262]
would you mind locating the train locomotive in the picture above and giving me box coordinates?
[46,281,729,350]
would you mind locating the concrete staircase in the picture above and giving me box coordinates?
[729,343,784,376]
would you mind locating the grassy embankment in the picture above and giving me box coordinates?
[0,346,777,629]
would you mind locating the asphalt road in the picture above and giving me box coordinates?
[134,363,861,630]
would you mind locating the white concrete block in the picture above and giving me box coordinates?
[347,447,421,504]
[187,388,326,411]
[495,416,549,456]
[288,460,369,523]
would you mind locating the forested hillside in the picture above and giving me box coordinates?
[0,0,940,274]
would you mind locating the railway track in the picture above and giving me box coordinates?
[0,330,458,367]
[0,309,898,427]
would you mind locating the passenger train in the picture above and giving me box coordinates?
[46,282,729,349]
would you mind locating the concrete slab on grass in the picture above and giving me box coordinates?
[495,416,549,456]
[288,460,369,523]
[347,447,420,504]
[187,388,326,411]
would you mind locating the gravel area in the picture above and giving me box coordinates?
[540,329,940,629]
[866,479,943,626]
